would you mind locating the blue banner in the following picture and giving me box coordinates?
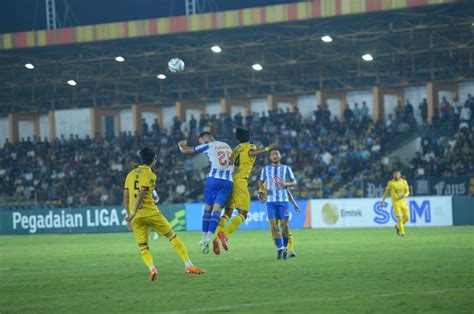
[185,200,308,231]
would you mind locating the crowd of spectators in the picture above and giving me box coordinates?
[1,94,473,208]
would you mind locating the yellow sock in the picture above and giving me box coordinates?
[397,216,405,235]
[223,214,245,237]
[214,214,229,239]
[170,235,191,264]
[288,232,294,251]
[139,245,154,269]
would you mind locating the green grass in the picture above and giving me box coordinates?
[0,227,473,313]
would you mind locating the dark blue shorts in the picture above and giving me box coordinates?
[266,202,289,220]
[204,177,233,207]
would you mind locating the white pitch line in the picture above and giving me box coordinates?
[168,287,474,314]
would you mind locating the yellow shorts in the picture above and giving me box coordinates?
[226,178,250,211]
[393,202,409,219]
[131,210,172,245]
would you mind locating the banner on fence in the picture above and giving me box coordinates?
[0,204,186,235]
[185,200,309,231]
[310,196,453,228]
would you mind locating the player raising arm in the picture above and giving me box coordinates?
[259,149,297,260]
[124,147,205,281]
[381,169,410,237]
[178,132,234,254]
[212,127,275,255]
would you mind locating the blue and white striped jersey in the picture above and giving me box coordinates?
[195,141,234,182]
[260,164,295,203]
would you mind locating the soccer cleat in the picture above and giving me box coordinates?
[282,249,288,260]
[149,267,158,282]
[218,232,229,251]
[199,239,210,254]
[395,225,400,237]
[277,248,284,260]
[289,250,296,258]
[212,238,220,255]
[185,265,206,275]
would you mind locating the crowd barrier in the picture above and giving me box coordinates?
[0,196,471,235]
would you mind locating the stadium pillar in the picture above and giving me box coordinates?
[48,111,56,141]
[175,101,184,121]
[7,114,17,144]
[426,82,437,122]
[220,98,230,115]
[90,108,98,138]
[131,105,141,135]
[34,115,40,139]
[267,95,276,112]
[372,86,382,121]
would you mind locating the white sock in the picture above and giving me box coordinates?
[149,265,156,271]
[185,261,193,267]
[201,232,207,239]
[206,231,214,240]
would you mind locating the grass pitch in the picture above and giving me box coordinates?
[0,227,473,313]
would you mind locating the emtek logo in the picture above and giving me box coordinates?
[373,200,431,224]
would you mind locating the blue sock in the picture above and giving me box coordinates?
[274,238,282,249]
[208,211,221,234]
[202,209,212,233]
[283,237,289,248]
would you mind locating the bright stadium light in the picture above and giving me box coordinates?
[211,45,222,53]
[67,80,77,86]
[362,54,374,62]
[115,56,125,62]
[25,63,35,69]
[252,63,263,71]
[157,74,166,80]
[321,35,333,43]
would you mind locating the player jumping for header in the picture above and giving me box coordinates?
[212,127,274,255]
[259,149,297,260]
[178,132,234,254]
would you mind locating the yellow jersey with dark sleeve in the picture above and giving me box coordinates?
[124,165,158,217]
[383,179,409,204]
[232,142,257,181]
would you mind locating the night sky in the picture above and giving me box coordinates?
[0,0,303,33]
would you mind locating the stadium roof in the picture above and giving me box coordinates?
[0,0,472,114]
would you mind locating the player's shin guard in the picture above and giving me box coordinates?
[169,234,191,264]
[288,233,294,251]
[202,209,212,233]
[139,244,154,269]
[214,214,229,239]
[223,213,245,237]
[208,211,221,234]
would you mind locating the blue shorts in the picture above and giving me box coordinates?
[266,202,289,220]
[204,177,233,207]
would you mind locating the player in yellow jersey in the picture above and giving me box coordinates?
[258,181,299,257]
[381,170,410,237]
[212,128,274,255]
[123,147,205,281]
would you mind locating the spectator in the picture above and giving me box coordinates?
[343,104,354,123]
[419,99,428,123]
[189,115,197,135]
[353,103,362,120]
[361,102,369,117]
[405,100,414,117]
[142,119,149,136]
[440,96,451,117]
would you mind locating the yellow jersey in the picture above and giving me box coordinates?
[232,142,257,181]
[383,178,409,204]
[124,165,158,217]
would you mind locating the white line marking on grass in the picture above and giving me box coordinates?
[169,287,474,313]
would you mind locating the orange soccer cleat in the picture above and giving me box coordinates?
[212,238,220,255]
[218,232,229,251]
[185,265,206,275]
[149,267,158,282]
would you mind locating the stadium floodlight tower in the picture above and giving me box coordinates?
[45,0,57,29]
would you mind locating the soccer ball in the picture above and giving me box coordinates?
[168,58,185,73]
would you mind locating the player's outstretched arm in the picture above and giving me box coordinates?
[258,181,267,203]
[381,184,390,207]
[279,179,297,188]
[127,187,147,221]
[249,144,276,157]
[177,140,196,154]
[288,189,300,212]
[123,189,132,230]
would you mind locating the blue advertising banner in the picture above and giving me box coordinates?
[185,200,309,231]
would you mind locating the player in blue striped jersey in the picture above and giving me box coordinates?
[178,132,234,254]
[258,149,297,260]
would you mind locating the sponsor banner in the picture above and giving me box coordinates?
[0,204,186,235]
[310,196,453,228]
[185,200,309,231]
[363,177,469,197]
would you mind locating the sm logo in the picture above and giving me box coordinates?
[373,200,431,224]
